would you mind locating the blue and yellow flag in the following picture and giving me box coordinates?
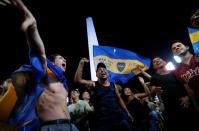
[188,27,199,55]
[93,45,151,83]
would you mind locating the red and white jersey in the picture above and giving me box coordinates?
[175,56,199,101]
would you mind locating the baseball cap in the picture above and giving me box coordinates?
[71,88,80,94]
[96,62,106,71]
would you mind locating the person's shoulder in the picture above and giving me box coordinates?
[68,104,73,109]
[77,100,89,107]
[79,100,89,105]
[78,99,84,103]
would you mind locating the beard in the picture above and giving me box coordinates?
[178,49,188,57]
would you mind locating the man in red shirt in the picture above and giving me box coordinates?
[171,40,199,112]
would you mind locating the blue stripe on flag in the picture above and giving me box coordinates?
[188,27,199,55]
[192,42,199,54]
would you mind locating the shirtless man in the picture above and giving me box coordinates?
[37,78,76,131]
[2,0,77,130]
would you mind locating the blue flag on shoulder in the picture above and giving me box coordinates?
[93,45,151,83]
[187,27,199,55]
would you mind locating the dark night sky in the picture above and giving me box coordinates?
[0,0,199,88]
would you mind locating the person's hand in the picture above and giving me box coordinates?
[80,58,89,64]
[127,112,134,123]
[0,0,11,6]
[136,65,144,71]
[13,0,36,32]
[179,96,190,108]
[152,86,163,95]
[1,0,36,32]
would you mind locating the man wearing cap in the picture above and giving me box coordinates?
[74,58,133,131]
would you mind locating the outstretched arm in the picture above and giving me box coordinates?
[7,0,47,72]
[137,76,151,98]
[137,66,152,80]
[74,58,95,90]
[114,84,134,122]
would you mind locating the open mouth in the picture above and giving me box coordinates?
[100,73,106,76]
[156,62,161,65]
[62,63,66,67]
[154,61,161,66]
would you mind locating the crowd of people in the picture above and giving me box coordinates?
[0,0,199,131]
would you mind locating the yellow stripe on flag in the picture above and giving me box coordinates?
[94,55,149,74]
[47,68,56,77]
[190,31,199,43]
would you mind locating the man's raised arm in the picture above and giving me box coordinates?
[74,58,95,89]
[9,0,47,71]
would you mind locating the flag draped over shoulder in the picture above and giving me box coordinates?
[188,27,199,55]
[93,45,151,83]
[47,59,69,92]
